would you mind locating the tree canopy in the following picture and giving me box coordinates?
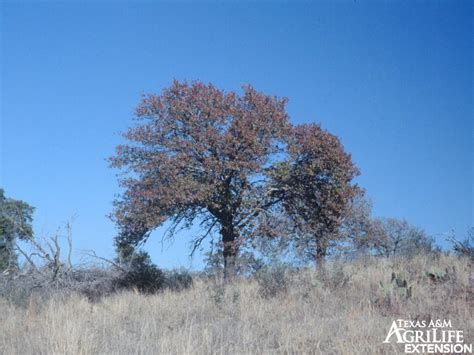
[0,188,35,272]
[267,124,360,265]
[110,80,359,279]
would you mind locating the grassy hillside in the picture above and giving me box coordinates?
[0,254,472,354]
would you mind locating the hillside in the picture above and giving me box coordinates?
[0,254,471,354]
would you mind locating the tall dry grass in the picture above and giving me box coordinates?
[0,254,472,354]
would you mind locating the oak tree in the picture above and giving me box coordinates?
[110,81,289,280]
[110,81,360,277]
[368,218,436,257]
[267,124,360,267]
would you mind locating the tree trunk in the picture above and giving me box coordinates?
[221,223,238,282]
[315,239,327,270]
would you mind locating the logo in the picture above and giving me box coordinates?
[383,319,472,354]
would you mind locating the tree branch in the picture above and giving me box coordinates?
[190,220,217,256]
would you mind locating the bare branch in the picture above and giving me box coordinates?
[190,220,217,256]
[84,250,127,273]
[14,242,43,275]
[66,222,73,269]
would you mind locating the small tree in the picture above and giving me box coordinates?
[368,218,436,257]
[267,124,360,267]
[339,192,375,255]
[447,227,473,260]
[0,189,34,272]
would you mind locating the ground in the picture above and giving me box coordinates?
[0,254,472,354]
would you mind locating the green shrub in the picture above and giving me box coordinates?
[114,251,165,293]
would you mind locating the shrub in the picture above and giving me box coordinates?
[163,269,193,292]
[255,264,294,298]
[448,228,474,260]
[318,261,352,289]
[113,251,165,294]
[203,249,265,280]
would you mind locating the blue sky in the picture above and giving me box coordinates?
[1,1,472,269]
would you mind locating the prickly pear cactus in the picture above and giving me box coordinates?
[426,267,455,283]
[379,272,412,299]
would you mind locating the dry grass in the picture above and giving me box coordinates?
[0,254,472,354]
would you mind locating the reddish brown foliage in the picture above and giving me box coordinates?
[110,80,359,278]
[267,124,360,265]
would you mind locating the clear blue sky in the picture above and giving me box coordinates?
[1,1,472,269]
